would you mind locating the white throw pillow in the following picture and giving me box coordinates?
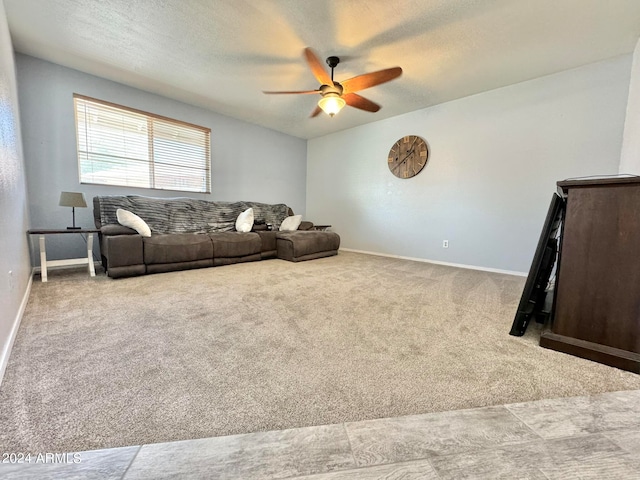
[116,208,151,237]
[235,207,254,232]
[279,214,303,231]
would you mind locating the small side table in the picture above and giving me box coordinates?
[27,229,100,282]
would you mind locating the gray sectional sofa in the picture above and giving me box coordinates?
[93,195,340,278]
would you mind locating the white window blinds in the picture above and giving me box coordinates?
[74,94,211,193]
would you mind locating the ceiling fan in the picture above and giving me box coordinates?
[263,48,402,118]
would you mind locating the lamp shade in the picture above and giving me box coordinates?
[318,93,346,117]
[59,191,87,208]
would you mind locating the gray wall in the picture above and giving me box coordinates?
[621,37,640,175]
[307,55,631,273]
[16,54,307,263]
[11,46,636,275]
[0,0,31,380]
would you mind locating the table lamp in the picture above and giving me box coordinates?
[59,191,87,229]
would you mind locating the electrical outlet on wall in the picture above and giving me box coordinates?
[443,240,449,248]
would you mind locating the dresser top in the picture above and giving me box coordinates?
[557,175,640,191]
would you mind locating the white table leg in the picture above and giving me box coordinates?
[39,235,48,282]
[87,233,95,277]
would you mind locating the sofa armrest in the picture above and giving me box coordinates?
[101,224,138,236]
[298,220,314,231]
[105,234,144,268]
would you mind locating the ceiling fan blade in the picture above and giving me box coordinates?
[341,67,403,94]
[304,48,333,86]
[343,93,381,112]
[263,90,320,95]
[309,105,323,118]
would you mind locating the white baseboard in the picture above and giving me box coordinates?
[339,248,527,277]
[0,273,33,388]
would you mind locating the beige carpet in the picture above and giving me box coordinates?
[1,251,639,453]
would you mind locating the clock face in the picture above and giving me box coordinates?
[387,135,429,179]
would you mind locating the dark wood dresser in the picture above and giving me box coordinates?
[540,177,640,373]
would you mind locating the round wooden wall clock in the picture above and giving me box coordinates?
[387,135,429,178]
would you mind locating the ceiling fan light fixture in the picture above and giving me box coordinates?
[318,92,346,117]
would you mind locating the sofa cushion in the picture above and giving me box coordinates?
[255,230,277,253]
[298,221,314,231]
[276,231,340,262]
[210,232,261,258]
[143,234,213,264]
[116,208,151,237]
[235,207,254,232]
[279,214,303,231]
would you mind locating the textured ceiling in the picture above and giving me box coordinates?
[5,0,640,139]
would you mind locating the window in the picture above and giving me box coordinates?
[74,94,211,193]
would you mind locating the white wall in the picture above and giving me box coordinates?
[620,37,640,175]
[16,54,307,263]
[307,56,631,273]
[0,0,31,382]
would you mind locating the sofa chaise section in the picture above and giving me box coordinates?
[276,231,341,262]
